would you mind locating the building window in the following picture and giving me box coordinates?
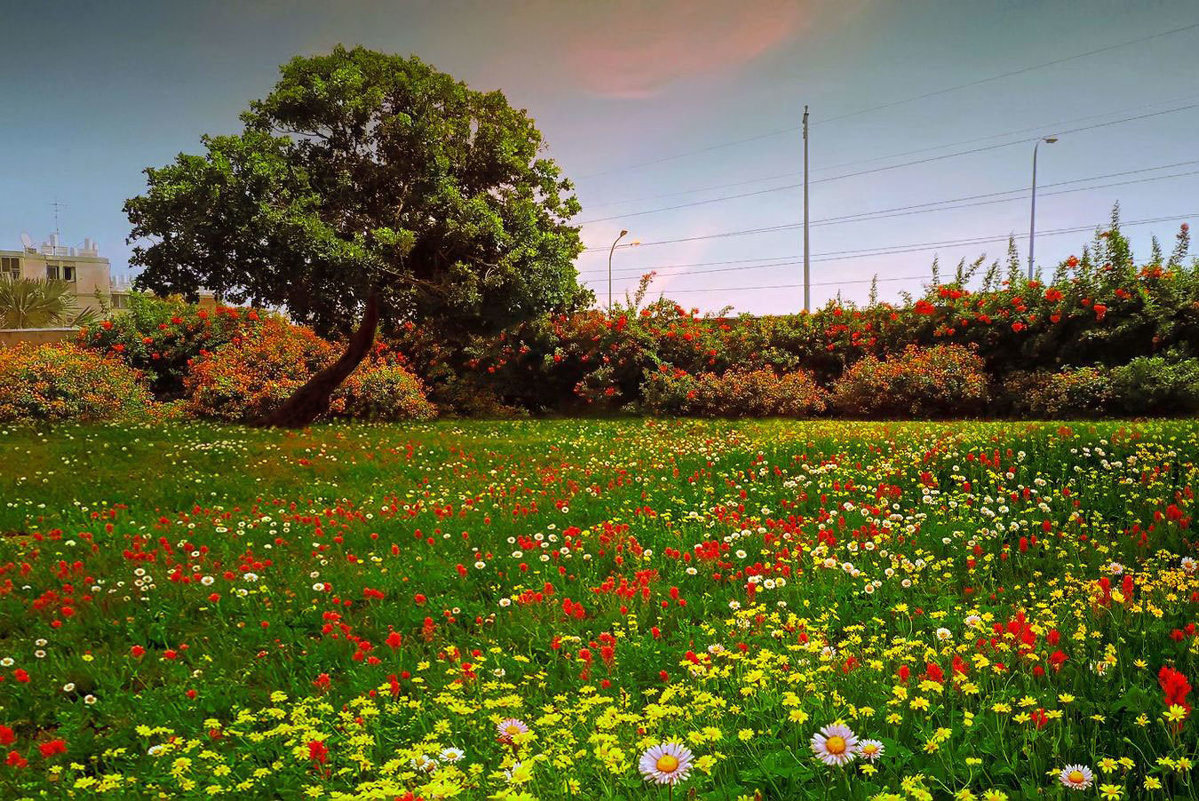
[46,264,60,280]
[0,257,18,280]
[62,265,75,282]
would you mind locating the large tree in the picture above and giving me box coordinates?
[125,45,587,426]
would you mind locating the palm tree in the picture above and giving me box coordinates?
[0,277,97,329]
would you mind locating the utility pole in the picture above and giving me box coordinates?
[1028,136,1058,280]
[803,105,810,313]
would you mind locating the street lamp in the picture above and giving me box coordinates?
[608,229,628,311]
[1028,136,1058,280]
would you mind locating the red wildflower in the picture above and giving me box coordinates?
[1160,666,1192,719]
[38,739,66,758]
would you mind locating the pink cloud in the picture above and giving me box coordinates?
[564,0,807,98]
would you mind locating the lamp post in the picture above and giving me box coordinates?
[1028,136,1058,280]
[608,229,628,310]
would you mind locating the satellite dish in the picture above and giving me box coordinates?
[20,232,34,249]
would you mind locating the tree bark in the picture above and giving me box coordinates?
[255,290,381,428]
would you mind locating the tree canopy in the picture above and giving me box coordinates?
[125,45,588,343]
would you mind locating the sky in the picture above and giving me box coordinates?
[1,0,1198,314]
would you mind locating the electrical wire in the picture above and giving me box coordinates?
[579,94,1199,210]
[577,159,1199,254]
[576,102,1199,225]
[579,212,1198,291]
[576,21,1199,178]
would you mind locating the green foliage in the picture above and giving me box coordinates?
[0,342,150,422]
[1109,353,1199,415]
[1002,367,1115,419]
[125,45,588,348]
[831,345,990,419]
[77,294,262,398]
[0,277,94,329]
[184,318,337,421]
[331,354,437,421]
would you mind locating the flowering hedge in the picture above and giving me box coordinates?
[643,366,826,417]
[184,321,437,423]
[831,344,990,419]
[0,342,150,422]
[183,318,337,422]
[331,353,438,422]
[78,294,262,399]
[453,219,1198,418]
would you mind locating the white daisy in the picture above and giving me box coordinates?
[810,723,858,766]
[638,742,693,785]
[439,746,464,763]
[1058,764,1093,790]
[857,739,884,761]
[496,717,529,743]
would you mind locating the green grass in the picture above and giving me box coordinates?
[0,418,1196,800]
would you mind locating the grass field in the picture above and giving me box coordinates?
[0,418,1197,800]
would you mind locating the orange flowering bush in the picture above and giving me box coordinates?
[0,342,150,422]
[1004,367,1115,419]
[78,294,261,398]
[331,353,437,421]
[184,318,336,421]
[643,366,826,417]
[831,344,989,418]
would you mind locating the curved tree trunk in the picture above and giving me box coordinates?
[255,291,381,428]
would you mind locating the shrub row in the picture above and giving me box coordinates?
[446,220,1198,417]
[0,343,150,422]
[2,311,435,424]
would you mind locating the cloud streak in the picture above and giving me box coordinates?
[561,0,807,98]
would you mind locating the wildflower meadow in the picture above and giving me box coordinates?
[0,417,1196,800]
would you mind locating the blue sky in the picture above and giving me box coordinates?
[1,0,1197,313]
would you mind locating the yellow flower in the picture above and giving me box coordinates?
[1164,705,1188,723]
[1099,784,1122,799]
[1144,777,1162,790]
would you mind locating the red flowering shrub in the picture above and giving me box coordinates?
[78,294,262,399]
[0,342,151,422]
[831,344,989,418]
[331,353,437,421]
[1002,367,1114,419]
[184,318,336,421]
[642,367,826,418]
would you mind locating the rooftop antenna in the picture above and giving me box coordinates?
[51,198,66,236]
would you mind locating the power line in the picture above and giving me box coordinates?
[576,102,1199,225]
[581,212,1198,291]
[578,159,1199,254]
[580,94,1199,210]
[576,21,1199,179]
